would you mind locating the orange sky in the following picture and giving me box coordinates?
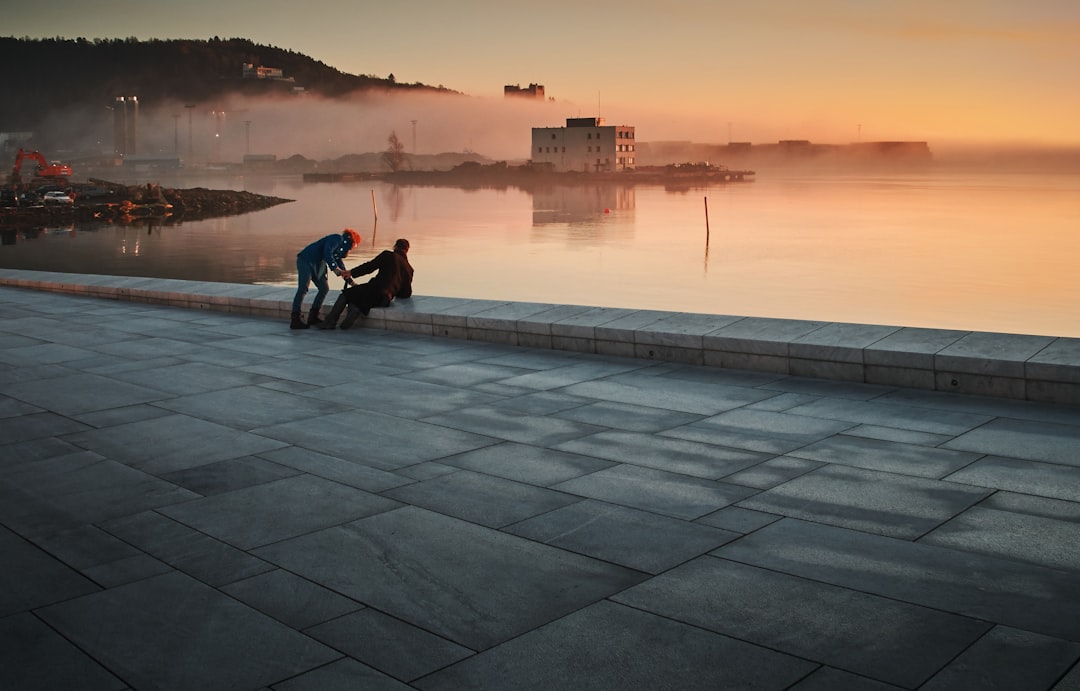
[7,0,1080,148]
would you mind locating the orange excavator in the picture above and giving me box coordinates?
[10,148,73,184]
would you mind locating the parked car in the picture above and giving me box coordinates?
[78,187,113,200]
[43,191,73,205]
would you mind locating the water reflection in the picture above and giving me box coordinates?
[1,172,1078,337]
[1,224,77,244]
[119,227,142,256]
[383,185,407,224]
[531,185,635,225]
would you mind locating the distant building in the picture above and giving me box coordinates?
[0,131,34,155]
[505,83,545,99]
[531,117,636,173]
[113,96,139,156]
[242,63,295,83]
[753,140,932,165]
[243,154,277,171]
[121,154,180,171]
[636,139,931,169]
[777,140,813,156]
[848,141,932,161]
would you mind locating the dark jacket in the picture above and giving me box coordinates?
[344,248,414,310]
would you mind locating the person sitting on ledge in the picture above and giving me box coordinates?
[290,228,361,329]
[320,238,414,330]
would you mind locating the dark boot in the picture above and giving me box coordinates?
[318,293,347,330]
[307,308,323,327]
[339,306,362,330]
[289,312,309,330]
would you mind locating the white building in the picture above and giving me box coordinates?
[242,63,295,82]
[531,117,635,173]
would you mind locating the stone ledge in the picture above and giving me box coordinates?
[2,269,1077,405]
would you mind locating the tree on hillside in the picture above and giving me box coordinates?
[382,131,407,172]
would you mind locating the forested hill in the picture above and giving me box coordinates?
[0,36,450,131]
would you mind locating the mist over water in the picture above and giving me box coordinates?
[2,168,1078,338]
[57,91,591,163]
[44,84,1080,172]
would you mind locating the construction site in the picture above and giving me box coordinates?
[2,146,290,228]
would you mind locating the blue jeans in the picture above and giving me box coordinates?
[292,257,330,313]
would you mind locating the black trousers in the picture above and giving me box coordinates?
[343,283,391,314]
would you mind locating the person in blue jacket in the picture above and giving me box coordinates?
[290,228,361,329]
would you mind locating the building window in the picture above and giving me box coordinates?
[551,134,556,140]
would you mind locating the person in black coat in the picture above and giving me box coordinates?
[320,238,414,330]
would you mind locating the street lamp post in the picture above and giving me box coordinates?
[184,104,195,161]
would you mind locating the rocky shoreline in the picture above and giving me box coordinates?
[0,180,293,227]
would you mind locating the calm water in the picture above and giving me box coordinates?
[2,170,1078,337]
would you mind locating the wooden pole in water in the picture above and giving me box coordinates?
[704,196,710,244]
[371,189,378,221]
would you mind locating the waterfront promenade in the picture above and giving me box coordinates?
[1,272,1079,690]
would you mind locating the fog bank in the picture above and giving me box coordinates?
[37,89,1080,174]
